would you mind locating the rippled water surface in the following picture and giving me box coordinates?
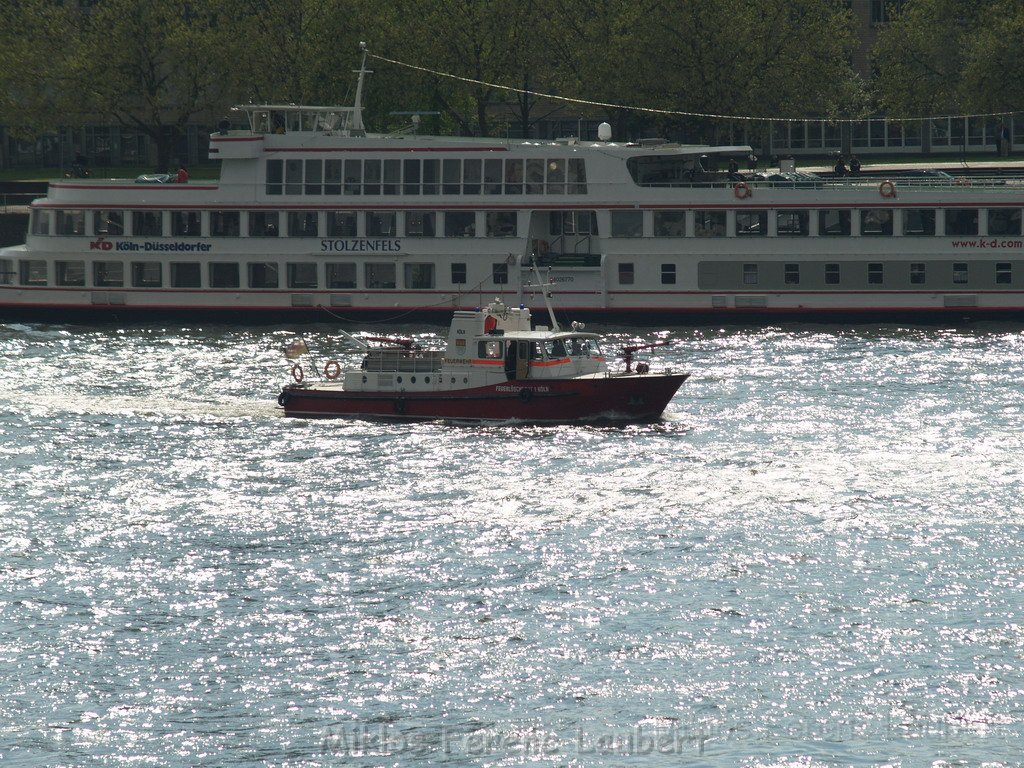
[2,320,1024,767]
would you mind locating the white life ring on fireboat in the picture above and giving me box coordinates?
[291,363,304,383]
[734,181,751,199]
[879,180,897,198]
[323,360,341,380]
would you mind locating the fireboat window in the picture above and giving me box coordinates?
[367,211,396,236]
[171,211,200,237]
[365,262,396,289]
[405,211,436,237]
[611,210,643,237]
[694,210,726,237]
[653,210,686,237]
[55,260,85,286]
[132,262,162,288]
[288,262,318,289]
[211,211,240,237]
[288,211,320,237]
[545,339,568,358]
[56,210,86,236]
[93,260,123,287]
[170,262,201,288]
[209,262,240,288]
[248,262,279,289]
[326,262,357,289]
[479,340,504,358]
[249,211,279,237]
[326,211,357,237]
[133,211,163,237]
[486,211,517,237]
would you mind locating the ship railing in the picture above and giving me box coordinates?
[361,350,444,373]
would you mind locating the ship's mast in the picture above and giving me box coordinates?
[352,42,372,134]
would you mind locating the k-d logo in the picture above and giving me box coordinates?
[90,238,113,251]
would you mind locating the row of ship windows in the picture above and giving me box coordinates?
[265,157,589,196]
[32,207,1024,239]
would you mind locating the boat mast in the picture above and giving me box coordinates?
[529,259,561,332]
[352,42,372,134]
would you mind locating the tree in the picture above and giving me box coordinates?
[960,0,1024,113]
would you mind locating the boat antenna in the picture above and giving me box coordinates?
[528,258,560,332]
[352,42,372,133]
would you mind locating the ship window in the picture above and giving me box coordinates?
[327,262,357,289]
[288,211,319,237]
[504,159,524,194]
[305,159,322,195]
[996,262,1012,284]
[19,260,47,285]
[363,159,381,195]
[910,262,926,284]
[266,159,283,195]
[736,210,767,236]
[819,209,851,236]
[288,262,318,288]
[451,262,467,284]
[463,159,482,195]
[366,262,396,289]
[55,260,85,286]
[403,159,421,195]
[404,263,435,289]
[284,159,302,195]
[442,159,461,195]
[989,208,1021,236]
[611,210,643,237]
[171,211,201,236]
[526,159,545,194]
[486,211,517,237]
[210,211,240,237]
[367,211,396,236]
[248,262,279,288]
[568,158,587,194]
[132,211,163,237]
[618,262,635,285]
[903,209,936,235]
[249,211,279,237]
[405,211,436,237]
[868,262,884,284]
[324,159,342,195]
[0,259,14,285]
[209,262,240,288]
[56,209,86,235]
[445,211,476,237]
[953,262,968,284]
[945,208,979,236]
[825,263,840,284]
[694,210,726,237]
[422,159,440,195]
[132,262,162,287]
[343,159,362,195]
[492,262,509,285]
[94,210,124,236]
[784,263,800,284]
[546,159,565,195]
[861,209,893,236]
[484,159,502,194]
[383,159,401,195]
[653,210,686,237]
[777,210,809,236]
[171,262,201,288]
[326,211,357,237]
[93,260,123,287]
[743,263,758,285]
[661,263,676,284]
[31,209,50,235]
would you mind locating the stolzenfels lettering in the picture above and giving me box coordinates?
[321,239,401,253]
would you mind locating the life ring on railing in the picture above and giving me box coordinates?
[323,360,341,380]
[879,180,897,198]
[734,182,752,199]
[291,364,304,383]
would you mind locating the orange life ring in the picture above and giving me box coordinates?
[879,180,897,198]
[323,360,341,380]
[734,182,751,199]
[291,363,304,383]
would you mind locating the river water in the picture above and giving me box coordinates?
[1,319,1023,766]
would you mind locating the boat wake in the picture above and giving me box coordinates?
[3,392,279,420]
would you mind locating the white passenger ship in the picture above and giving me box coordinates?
[3,49,1024,322]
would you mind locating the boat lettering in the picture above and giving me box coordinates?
[550,276,574,283]
[495,385,550,393]
[110,241,213,252]
[321,238,402,253]
[89,238,113,251]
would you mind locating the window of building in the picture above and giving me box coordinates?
[131,262,161,287]
[825,263,840,285]
[249,211,279,237]
[694,210,726,237]
[288,262,318,289]
[861,209,893,236]
[366,262,396,289]
[653,210,686,237]
[266,159,283,195]
[611,210,643,237]
[94,210,124,235]
[445,211,476,237]
[996,262,1012,284]
[327,262,357,289]
[743,263,758,285]
[868,263,884,284]
[56,210,86,235]
[989,208,1022,236]
[326,211,357,237]
[953,262,968,284]
[945,209,979,236]
[30,210,50,235]
[288,211,319,237]
[910,262,926,284]
[736,210,767,236]
[405,211,436,237]
[661,264,676,285]
[404,263,435,289]
[55,260,85,286]
[618,262,635,285]
[93,260,123,287]
[784,263,800,284]
[209,262,240,288]
[777,210,809,236]
[486,211,517,237]
[211,211,240,237]
[819,209,851,236]
[248,262,279,288]
[171,262,201,288]
[492,262,509,285]
[903,209,935,235]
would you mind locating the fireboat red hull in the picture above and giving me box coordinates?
[278,373,688,423]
